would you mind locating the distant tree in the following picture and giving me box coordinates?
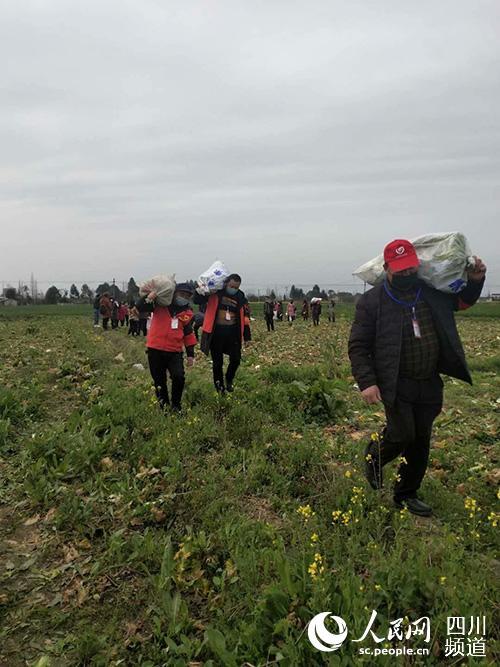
[269,290,276,300]
[306,284,322,299]
[18,285,31,304]
[96,282,111,297]
[45,286,61,304]
[336,291,355,304]
[4,287,17,300]
[126,277,140,303]
[80,284,93,302]
[290,285,305,299]
[70,284,80,299]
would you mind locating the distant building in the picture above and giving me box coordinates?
[491,293,500,301]
[0,297,18,307]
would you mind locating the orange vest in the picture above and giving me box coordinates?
[202,293,245,343]
[146,306,197,353]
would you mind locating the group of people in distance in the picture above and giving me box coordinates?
[93,293,148,336]
[263,296,335,331]
[90,240,487,519]
[136,274,251,409]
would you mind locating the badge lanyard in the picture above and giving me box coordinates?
[383,279,422,338]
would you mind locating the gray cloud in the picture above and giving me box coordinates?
[1,0,499,292]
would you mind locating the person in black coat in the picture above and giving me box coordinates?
[348,238,486,516]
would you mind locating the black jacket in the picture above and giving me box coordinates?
[348,278,484,405]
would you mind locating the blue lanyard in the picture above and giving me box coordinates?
[383,279,422,319]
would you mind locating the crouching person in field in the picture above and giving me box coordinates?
[136,283,197,412]
[194,274,251,393]
[348,239,486,517]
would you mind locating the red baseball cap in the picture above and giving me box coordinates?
[383,239,420,272]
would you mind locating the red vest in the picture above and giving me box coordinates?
[202,294,245,342]
[146,307,197,352]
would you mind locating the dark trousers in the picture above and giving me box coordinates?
[210,326,241,389]
[102,317,110,330]
[265,315,274,331]
[138,319,148,336]
[128,320,139,335]
[111,318,119,329]
[369,375,443,500]
[147,348,185,410]
[312,315,320,326]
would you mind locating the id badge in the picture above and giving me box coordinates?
[171,317,179,330]
[225,309,231,321]
[412,317,421,339]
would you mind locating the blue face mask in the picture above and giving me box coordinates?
[226,286,238,296]
[174,296,190,307]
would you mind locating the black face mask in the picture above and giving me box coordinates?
[391,273,419,291]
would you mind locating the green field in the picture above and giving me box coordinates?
[0,308,498,665]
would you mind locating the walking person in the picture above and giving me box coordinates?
[136,283,197,412]
[194,273,251,393]
[118,302,128,327]
[301,299,309,321]
[92,292,101,327]
[286,299,297,325]
[111,300,119,329]
[128,302,139,336]
[311,299,322,326]
[328,299,336,323]
[137,301,149,336]
[348,239,486,516]
[99,292,112,330]
[264,296,275,332]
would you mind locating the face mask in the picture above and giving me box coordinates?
[391,273,419,291]
[225,286,238,296]
[174,296,190,307]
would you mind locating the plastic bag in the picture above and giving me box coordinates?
[197,260,230,295]
[139,274,176,306]
[353,232,475,293]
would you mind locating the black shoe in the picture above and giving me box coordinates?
[215,381,225,394]
[226,382,234,393]
[394,497,433,517]
[364,443,383,490]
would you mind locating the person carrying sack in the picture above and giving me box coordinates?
[348,239,486,516]
[136,282,197,412]
[194,273,251,393]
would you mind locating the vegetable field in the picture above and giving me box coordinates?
[0,306,498,665]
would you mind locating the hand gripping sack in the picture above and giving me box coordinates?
[139,274,176,306]
[353,232,475,293]
[197,260,230,295]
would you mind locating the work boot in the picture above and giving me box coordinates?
[394,497,433,517]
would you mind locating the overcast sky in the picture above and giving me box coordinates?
[1,0,499,293]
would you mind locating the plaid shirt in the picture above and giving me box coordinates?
[398,293,440,379]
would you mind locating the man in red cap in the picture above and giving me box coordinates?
[348,239,486,516]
